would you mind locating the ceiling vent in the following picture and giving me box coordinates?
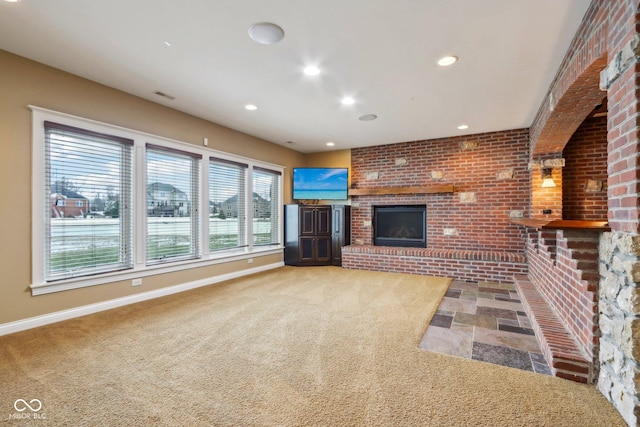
[153,91,176,100]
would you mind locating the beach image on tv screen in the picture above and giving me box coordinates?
[293,168,348,200]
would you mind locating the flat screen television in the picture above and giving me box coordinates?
[293,167,349,200]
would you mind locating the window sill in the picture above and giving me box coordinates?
[30,246,283,296]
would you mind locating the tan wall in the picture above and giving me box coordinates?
[304,149,352,188]
[0,49,306,325]
[305,150,351,169]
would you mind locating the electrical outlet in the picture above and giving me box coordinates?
[542,209,552,215]
[132,278,142,286]
[247,258,253,264]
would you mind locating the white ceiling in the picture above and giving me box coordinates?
[0,0,591,153]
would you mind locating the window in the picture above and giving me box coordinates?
[252,167,281,246]
[43,121,133,281]
[33,108,283,295]
[146,144,201,264]
[209,158,247,251]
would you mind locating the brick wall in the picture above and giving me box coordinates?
[606,64,640,233]
[563,116,608,220]
[347,129,530,282]
[526,229,600,365]
[351,129,530,251]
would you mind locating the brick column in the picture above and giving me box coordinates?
[598,31,640,426]
[602,42,640,233]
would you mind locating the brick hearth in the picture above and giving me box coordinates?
[342,245,527,283]
[514,274,593,383]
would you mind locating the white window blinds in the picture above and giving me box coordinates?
[209,157,248,251]
[252,167,281,246]
[146,144,201,264]
[44,121,133,280]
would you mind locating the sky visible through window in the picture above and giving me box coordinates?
[49,132,123,203]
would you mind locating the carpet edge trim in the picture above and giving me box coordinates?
[415,276,452,345]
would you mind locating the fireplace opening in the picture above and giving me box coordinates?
[373,205,426,248]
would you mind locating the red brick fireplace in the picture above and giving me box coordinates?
[342,128,530,283]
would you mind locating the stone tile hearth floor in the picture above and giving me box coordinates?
[419,279,552,375]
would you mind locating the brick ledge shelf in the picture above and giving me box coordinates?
[342,245,527,283]
[513,274,593,383]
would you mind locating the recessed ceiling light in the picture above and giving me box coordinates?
[457,124,469,130]
[248,22,285,45]
[358,114,378,121]
[245,104,258,111]
[326,142,335,147]
[303,65,320,76]
[3,0,21,3]
[437,55,458,67]
[341,97,355,106]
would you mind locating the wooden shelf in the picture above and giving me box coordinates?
[348,184,455,196]
[510,218,610,231]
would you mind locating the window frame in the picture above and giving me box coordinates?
[208,157,249,252]
[251,166,282,246]
[42,120,135,281]
[145,144,202,265]
[31,106,284,296]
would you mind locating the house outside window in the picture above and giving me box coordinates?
[50,187,89,218]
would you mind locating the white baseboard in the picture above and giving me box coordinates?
[0,262,283,337]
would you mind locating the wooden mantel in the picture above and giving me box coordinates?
[348,184,455,196]
[510,218,610,231]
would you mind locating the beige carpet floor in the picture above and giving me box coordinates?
[0,266,625,426]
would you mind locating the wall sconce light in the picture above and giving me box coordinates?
[541,168,556,188]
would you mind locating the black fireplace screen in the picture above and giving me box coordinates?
[373,205,426,248]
